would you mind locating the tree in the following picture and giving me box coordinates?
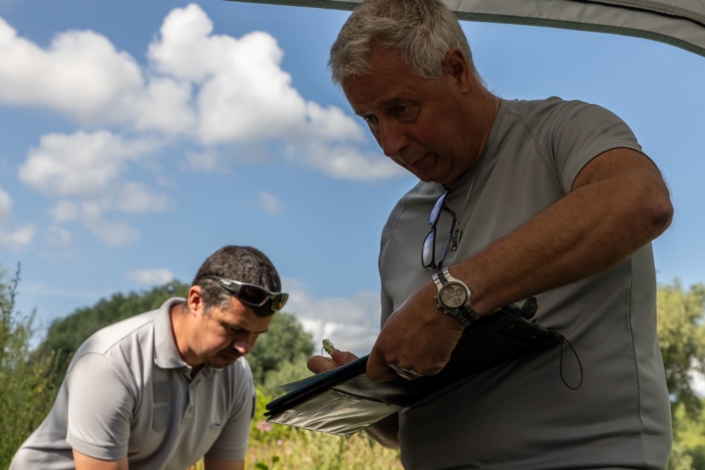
[656,280,705,470]
[248,313,314,399]
[39,281,190,387]
[0,266,60,469]
[657,280,705,418]
[38,281,313,389]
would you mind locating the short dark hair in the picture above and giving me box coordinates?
[192,246,281,310]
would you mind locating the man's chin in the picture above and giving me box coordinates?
[206,352,241,369]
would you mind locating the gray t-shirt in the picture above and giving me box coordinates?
[379,97,671,470]
[11,298,254,470]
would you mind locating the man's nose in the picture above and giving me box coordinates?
[232,335,254,355]
[378,119,409,157]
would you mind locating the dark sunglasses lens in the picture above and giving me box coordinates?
[422,230,435,267]
[429,191,448,224]
[238,284,269,307]
[271,293,288,311]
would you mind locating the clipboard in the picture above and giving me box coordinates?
[265,301,561,436]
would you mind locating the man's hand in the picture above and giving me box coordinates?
[307,348,359,374]
[367,281,465,382]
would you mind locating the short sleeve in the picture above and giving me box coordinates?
[205,366,255,461]
[65,353,134,460]
[547,100,644,193]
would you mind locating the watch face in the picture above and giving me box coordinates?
[440,283,467,308]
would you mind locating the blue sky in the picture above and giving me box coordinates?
[0,0,703,358]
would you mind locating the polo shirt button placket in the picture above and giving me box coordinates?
[183,376,203,424]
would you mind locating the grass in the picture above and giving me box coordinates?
[187,387,401,470]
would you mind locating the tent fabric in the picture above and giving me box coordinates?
[225,0,705,58]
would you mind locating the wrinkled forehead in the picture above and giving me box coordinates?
[342,50,432,111]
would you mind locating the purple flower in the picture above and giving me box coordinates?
[256,420,273,433]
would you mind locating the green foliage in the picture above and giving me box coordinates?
[38,281,190,386]
[247,312,314,386]
[36,279,314,391]
[657,280,705,418]
[262,357,312,398]
[657,280,705,470]
[0,266,61,469]
[670,401,705,470]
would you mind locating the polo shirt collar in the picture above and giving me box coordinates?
[153,297,190,369]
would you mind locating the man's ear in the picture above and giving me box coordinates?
[443,48,473,93]
[187,285,205,317]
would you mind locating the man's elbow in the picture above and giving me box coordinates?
[642,185,673,238]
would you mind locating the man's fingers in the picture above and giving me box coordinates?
[330,349,358,366]
[307,355,338,374]
[366,348,398,382]
[308,349,359,375]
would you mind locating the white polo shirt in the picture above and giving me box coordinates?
[11,298,255,470]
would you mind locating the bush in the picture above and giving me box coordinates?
[0,266,61,469]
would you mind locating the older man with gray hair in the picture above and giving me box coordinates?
[308,0,674,468]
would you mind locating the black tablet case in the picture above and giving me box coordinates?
[265,304,560,436]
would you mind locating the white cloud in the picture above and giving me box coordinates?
[0,186,12,221]
[256,191,284,216]
[282,278,381,356]
[0,224,34,251]
[133,77,196,134]
[6,5,399,183]
[184,149,227,173]
[293,141,404,181]
[147,4,396,180]
[46,225,72,246]
[84,218,140,246]
[7,4,403,243]
[127,268,174,286]
[50,201,80,222]
[0,186,34,250]
[115,182,169,213]
[19,131,169,245]
[0,16,143,124]
[19,130,157,197]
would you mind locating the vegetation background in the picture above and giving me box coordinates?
[0,266,703,469]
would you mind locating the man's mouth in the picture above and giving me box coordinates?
[409,153,434,171]
[219,351,240,361]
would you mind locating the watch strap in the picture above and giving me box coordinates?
[433,268,481,326]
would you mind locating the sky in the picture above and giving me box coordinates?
[0,0,703,373]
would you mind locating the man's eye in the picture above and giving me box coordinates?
[396,104,418,122]
[363,115,379,130]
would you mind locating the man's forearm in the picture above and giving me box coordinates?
[456,149,673,315]
[365,413,400,449]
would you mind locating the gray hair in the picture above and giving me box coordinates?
[329,0,478,85]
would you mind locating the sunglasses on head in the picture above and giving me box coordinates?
[199,275,289,317]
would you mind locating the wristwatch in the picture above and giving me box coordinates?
[432,267,481,327]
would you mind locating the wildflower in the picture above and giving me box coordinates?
[256,420,273,433]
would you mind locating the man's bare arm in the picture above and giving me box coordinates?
[203,456,244,470]
[73,450,128,470]
[462,147,672,314]
[368,148,673,380]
